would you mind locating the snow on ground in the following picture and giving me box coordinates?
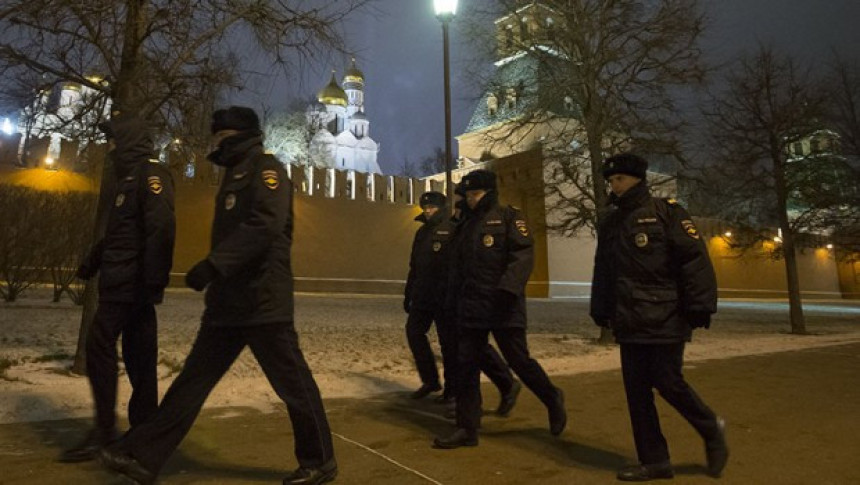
[1,289,858,424]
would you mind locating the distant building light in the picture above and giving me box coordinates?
[826,244,834,249]
[1,118,14,135]
[773,236,782,243]
[724,231,732,237]
[44,157,55,167]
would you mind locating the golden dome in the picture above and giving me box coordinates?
[317,72,348,107]
[343,58,364,84]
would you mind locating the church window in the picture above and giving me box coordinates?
[387,176,395,202]
[810,137,821,154]
[506,87,517,109]
[792,141,804,157]
[366,175,374,201]
[346,171,356,199]
[564,96,574,111]
[505,25,514,50]
[520,17,531,42]
[487,93,498,116]
[184,161,195,179]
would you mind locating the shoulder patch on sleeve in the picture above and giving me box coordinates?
[147,175,163,195]
[681,219,700,239]
[515,219,529,236]
[665,198,678,205]
[262,170,280,190]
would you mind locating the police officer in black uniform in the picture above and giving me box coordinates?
[404,191,457,400]
[60,115,175,463]
[434,169,566,449]
[590,153,728,481]
[440,186,519,419]
[100,107,336,485]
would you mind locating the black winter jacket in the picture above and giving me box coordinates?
[84,116,176,304]
[405,210,454,313]
[201,131,295,327]
[590,181,717,343]
[453,191,534,329]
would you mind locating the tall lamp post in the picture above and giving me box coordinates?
[434,0,457,213]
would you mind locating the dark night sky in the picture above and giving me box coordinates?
[236,0,860,175]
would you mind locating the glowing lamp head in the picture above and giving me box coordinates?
[434,0,458,18]
[1,118,14,136]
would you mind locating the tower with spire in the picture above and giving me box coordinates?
[307,58,381,174]
[457,1,575,161]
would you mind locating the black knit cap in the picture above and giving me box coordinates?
[419,191,446,208]
[602,153,648,179]
[211,106,260,134]
[460,169,497,191]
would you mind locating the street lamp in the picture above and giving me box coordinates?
[434,0,458,213]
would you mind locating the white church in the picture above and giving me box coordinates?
[306,59,382,174]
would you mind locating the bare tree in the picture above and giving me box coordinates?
[696,46,859,334]
[1,0,373,372]
[459,0,706,342]
[460,0,704,232]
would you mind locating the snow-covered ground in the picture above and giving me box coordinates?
[2,289,858,424]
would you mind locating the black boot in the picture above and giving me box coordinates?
[617,462,674,481]
[58,427,117,463]
[706,417,729,477]
[433,428,478,449]
[411,383,442,399]
[283,459,338,485]
[548,388,567,436]
[496,381,521,417]
[99,448,156,485]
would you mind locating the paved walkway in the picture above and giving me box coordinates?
[1,343,858,484]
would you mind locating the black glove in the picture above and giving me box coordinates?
[403,298,411,313]
[494,289,518,314]
[76,263,96,280]
[185,260,217,292]
[686,311,712,329]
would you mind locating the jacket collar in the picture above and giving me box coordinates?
[609,180,650,210]
[207,130,264,168]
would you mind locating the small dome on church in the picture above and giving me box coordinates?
[351,110,367,120]
[318,72,347,107]
[343,58,364,84]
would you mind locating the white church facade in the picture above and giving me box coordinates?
[306,59,382,174]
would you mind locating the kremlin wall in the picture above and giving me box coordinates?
[0,136,856,300]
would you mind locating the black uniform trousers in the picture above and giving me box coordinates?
[457,327,556,431]
[87,301,158,431]
[407,311,513,398]
[114,322,334,474]
[406,309,449,390]
[620,343,720,465]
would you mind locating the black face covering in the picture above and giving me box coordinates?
[207,130,264,168]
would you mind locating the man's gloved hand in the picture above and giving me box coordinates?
[686,311,712,329]
[185,260,217,292]
[403,298,411,313]
[76,263,96,280]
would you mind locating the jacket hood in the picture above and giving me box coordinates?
[106,116,155,177]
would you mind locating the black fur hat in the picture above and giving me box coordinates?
[211,106,260,134]
[602,153,648,179]
[460,169,497,191]
[419,191,446,208]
